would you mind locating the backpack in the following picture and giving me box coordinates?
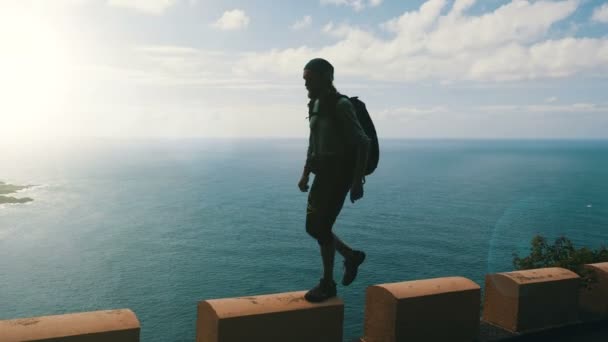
[337,95,379,176]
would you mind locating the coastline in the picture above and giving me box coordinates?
[0,181,34,204]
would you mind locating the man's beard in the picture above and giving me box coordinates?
[307,88,320,99]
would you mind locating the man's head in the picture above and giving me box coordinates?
[303,58,334,99]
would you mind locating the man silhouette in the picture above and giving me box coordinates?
[298,58,370,302]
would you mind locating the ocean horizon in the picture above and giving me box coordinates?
[2,138,607,341]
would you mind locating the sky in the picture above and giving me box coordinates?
[0,0,607,141]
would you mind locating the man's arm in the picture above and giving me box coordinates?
[298,132,313,192]
[303,132,313,178]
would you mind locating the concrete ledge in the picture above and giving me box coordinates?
[579,262,608,319]
[361,276,480,342]
[0,309,140,342]
[482,267,580,333]
[196,290,343,342]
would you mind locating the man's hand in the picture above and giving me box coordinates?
[350,178,364,203]
[298,174,310,192]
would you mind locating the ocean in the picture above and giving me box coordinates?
[1,139,607,341]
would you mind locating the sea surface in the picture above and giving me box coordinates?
[1,139,607,341]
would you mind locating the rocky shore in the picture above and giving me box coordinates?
[0,181,33,204]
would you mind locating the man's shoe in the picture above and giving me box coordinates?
[342,250,366,286]
[304,278,337,303]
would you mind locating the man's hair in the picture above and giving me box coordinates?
[304,58,334,82]
[304,58,337,93]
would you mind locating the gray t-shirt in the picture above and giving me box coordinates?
[305,95,370,170]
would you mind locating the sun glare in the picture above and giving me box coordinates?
[0,6,71,141]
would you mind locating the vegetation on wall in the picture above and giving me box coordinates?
[513,235,608,289]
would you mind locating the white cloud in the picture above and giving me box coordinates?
[322,21,361,38]
[376,105,449,122]
[320,0,383,12]
[291,15,312,30]
[211,9,250,31]
[592,3,608,23]
[79,45,301,90]
[476,103,608,114]
[322,21,335,33]
[235,0,608,83]
[13,0,196,13]
[545,96,558,103]
[450,0,476,16]
[106,0,195,15]
[379,0,446,34]
[379,102,608,122]
[371,101,608,139]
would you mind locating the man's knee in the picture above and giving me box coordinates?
[305,220,319,239]
[317,232,334,246]
[306,221,333,245]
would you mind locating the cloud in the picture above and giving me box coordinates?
[475,103,608,114]
[592,3,608,23]
[470,103,608,122]
[291,15,312,30]
[374,101,608,138]
[18,0,197,13]
[211,9,250,31]
[322,21,335,33]
[545,96,558,103]
[78,45,301,90]
[376,105,449,122]
[106,0,196,15]
[378,102,608,122]
[321,21,361,38]
[234,0,608,83]
[320,0,383,12]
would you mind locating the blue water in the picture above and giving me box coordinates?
[1,139,607,341]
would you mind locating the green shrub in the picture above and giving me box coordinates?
[512,235,608,289]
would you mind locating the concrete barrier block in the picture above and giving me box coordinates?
[361,276,480,342]
[482,267,580,333]
[196,290,343,342]
[579,262,608,319]
[0,309,140,342]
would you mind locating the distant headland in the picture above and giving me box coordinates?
[0,181,34,204]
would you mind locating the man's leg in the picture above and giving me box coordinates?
[320,238,335,281]
[307,172,336,281]
[304,229,337,303]
[333,233,354,259]
[304,175,337,302]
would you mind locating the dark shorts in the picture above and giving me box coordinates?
[306,158,354,244]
